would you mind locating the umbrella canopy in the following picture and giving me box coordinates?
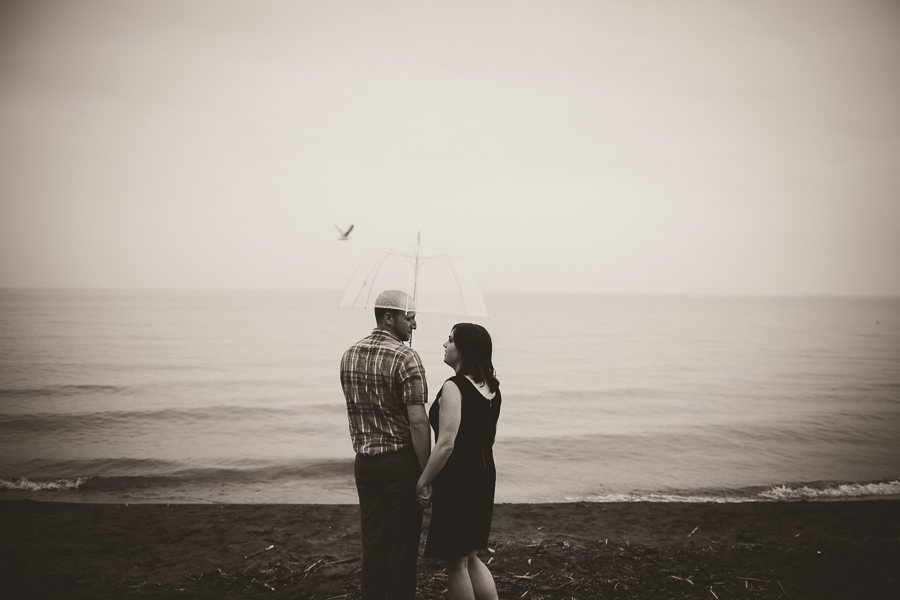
[339,235,488,318]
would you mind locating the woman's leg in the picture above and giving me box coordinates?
[467,551,499,600]
[446,556,475,600]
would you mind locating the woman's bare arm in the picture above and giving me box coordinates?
[416,380,462,503]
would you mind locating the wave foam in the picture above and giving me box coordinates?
[564,493,740,503]
[0,477,89,491]
[566,479,900,503]
[760,480,900,500]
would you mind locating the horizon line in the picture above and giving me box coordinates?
[1,286,898,300]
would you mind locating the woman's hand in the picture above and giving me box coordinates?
[416,479,432,507]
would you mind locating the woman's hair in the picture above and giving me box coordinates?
[452,323,500,394]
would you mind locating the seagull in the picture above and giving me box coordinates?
[335,224,354,240]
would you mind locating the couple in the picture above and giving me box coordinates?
[340,289,502,600]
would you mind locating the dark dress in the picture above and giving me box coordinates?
[423,375,502,559]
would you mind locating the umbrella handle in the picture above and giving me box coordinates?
[412,231,421,309]
[410,232,421,348]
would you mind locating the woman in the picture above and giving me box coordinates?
[416,323,502,600]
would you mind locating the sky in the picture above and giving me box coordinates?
[1,0,899,296]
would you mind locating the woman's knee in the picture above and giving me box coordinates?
[466,551,486,567]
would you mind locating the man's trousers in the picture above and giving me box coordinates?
[354,446,424,600]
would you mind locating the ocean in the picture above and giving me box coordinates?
[1,289,898,504]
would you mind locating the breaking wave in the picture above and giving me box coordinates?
[567,479,900,503]
[759,480,900,501]
[0,477,89,491]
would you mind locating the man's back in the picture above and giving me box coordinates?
[340,327,428,455]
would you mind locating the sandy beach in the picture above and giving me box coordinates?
[1,499,897,599]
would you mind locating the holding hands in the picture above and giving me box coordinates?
[416,479,432,507]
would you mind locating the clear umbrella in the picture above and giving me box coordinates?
[339,233,489,318]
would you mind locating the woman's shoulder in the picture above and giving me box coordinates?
[439,377,463,396]
[438,375,476,400]
[442,374,468,389]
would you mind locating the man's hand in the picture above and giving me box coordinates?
[416,479,431,507]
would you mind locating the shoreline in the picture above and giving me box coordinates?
[2,499,898,599]
[3,476,899,506]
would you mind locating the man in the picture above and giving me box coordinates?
[340,289,431,600]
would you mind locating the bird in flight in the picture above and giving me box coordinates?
[335,224,354,240]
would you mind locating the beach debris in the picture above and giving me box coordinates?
[177,532,831,599]
[243,544,275,559]
[304,558,324,572]
[323,557,358,566]
[688,526,699,537]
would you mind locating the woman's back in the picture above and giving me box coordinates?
[430,375,501,471]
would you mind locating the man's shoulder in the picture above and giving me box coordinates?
[344,329,381,349]
[382,341,423,367]
[341,335,373,366]
[396,346,425,373]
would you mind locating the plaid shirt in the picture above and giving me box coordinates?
[340,327,428,456]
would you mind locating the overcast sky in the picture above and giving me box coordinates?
[1,0,898,295]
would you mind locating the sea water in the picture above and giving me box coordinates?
[1,290,898,503]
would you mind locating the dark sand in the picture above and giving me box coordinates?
[1,499,898,599]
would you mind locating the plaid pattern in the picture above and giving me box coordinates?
[341,328,428,456]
